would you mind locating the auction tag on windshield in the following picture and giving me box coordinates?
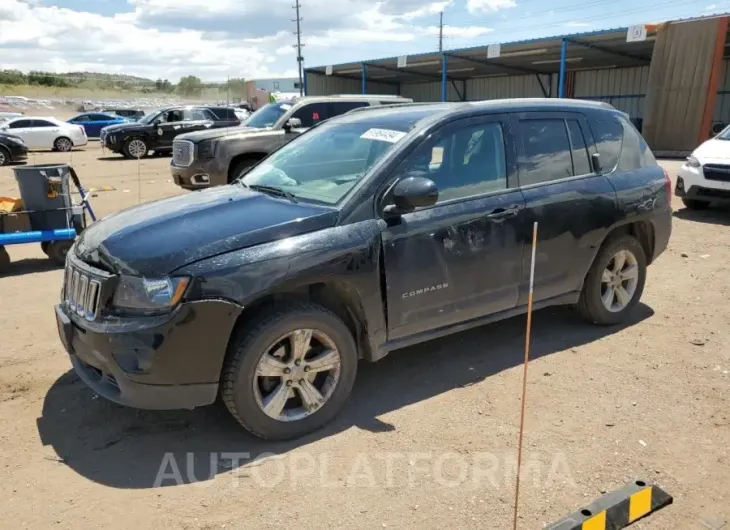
[360,128,406,143]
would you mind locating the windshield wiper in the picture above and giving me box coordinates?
[245,183,298,203]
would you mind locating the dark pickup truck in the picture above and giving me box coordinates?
[55,99,671,441]
[170,95,412,189]
[100,106,240,159]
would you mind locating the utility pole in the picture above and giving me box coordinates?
[293,1,305,97]
[226,75,230,105]
[439,11,443,52]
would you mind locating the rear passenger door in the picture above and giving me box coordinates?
[511,112,619,305]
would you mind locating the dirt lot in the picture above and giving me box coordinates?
[0,144,728,530]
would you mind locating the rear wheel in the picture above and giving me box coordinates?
[0,146,10,166]
[54,137,73,152]
[123,138,148,159]
[221,301,358,441]
[46,241,73,266]
[576,235,647,325]
[682,198,710,210]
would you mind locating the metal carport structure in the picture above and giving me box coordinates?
[304,15,730,154]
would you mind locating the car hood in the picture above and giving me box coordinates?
[74,185,339,275]
[694,138,730,160]
[101,122,150,134]
[177,126,267,143]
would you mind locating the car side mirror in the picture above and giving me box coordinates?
[384,175,438,216]
[591,152,602,173]
[283,117,302,132]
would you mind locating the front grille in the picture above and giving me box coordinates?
[173,140,194,167]
[703,164,730,182]
[64,262,103,321]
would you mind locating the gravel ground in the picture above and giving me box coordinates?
[0,141,728,529]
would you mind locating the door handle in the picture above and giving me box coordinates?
[486,204,522,221]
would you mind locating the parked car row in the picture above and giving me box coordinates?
[55,98,672,441]
[0,116,87,153]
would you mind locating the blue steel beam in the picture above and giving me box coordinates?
[361,63,367,94]
[558,39,568,98]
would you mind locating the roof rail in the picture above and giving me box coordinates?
[345,102,450,114]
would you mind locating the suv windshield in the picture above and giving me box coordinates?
[239,120,411,204]
[138,111,162,125]
[716,125,730,140]
[246,103,292,128]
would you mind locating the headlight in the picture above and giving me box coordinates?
[686,156,701,168]
[198,139,216,159]
[112,275,190,314]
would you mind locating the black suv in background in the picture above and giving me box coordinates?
[0,131,28,166]
[100,106,240,159]
[170,95,412,189]
[56,99,671,441]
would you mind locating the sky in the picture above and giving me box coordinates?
[0,0,728,82]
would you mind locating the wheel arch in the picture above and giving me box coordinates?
[227,152,268,181]
[225,280,373,364]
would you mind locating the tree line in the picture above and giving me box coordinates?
[0,70,246,97]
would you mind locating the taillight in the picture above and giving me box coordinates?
[663,167,671,195]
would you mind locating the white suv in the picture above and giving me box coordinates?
[676,126,730,209]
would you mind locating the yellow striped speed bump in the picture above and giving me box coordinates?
[546,479,673,530]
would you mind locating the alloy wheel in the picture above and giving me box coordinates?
[253,328,342,422]
[600,249,639,312]
[128,139,147,158]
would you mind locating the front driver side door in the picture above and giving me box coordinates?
[380,114,528,341]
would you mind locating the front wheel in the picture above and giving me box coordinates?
[221,301,358,441]
[576,235,647,325]
[123,138,148,159]
[228,157,260,184]
[682,198,710,210]
[0,146,10,166]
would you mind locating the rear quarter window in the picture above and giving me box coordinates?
[616,116,657,171]
[587,114,623,173]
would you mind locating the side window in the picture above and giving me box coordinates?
[587,115,623,173]
[8,120,31,129]
[617,116,657,171]
[166,110,185,122]
[399,120,508,204]
[292,103,328,127]
[32,120,55,128]
[566,119,592,176]
[74,115,91,122]
[328,101,369,117]
[183,109,208,121]
[517,119,573,186]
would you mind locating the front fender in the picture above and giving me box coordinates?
[175,220,388,360]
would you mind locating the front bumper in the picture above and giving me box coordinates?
[676,162,730,203]
[55,298,242,410]
[7,144,28,162]
[171,160,227,190]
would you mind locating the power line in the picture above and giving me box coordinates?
[292,0,305,96]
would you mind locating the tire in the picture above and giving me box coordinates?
[46,240,73,266]
[228,157,260,184]
[54,137,73,152]
[576,234,647,326]
[682,198,710,210]
[0,246,9,271]
[122,137,148,159]
[0,146,10,166]
[41,241,50,256]
[221,301,358,441]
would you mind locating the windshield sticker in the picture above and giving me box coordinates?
[280,104,292,111]
[360,128,406,143]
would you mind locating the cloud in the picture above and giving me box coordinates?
[466,0,517,15]
[1,0,500,81]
